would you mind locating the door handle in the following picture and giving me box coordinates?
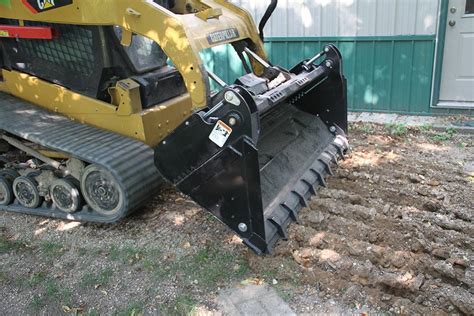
[449,20,456,27]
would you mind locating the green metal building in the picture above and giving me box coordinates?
[204,0,473,115]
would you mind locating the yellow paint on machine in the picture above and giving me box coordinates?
[1,70,192,147]
[0,0,267,110]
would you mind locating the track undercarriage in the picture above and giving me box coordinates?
[0,95,161,222]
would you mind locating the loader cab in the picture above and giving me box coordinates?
[0,19,186,109]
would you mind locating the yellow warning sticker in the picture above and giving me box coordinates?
[209,120,232,147]
[0,30,9,37]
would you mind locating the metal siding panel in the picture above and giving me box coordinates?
[337,41,357,111]
[373,41,394,112]
[375,0,397,36]
[321,1,339,36]
[287,41,304,67]
[214,47,228,84]
[416,0,440,35]
[357,0,377,36]
[339,0,358,36]
[271,0,288,37]
[410,40,436,113]
[242,0,438,37]
[391,41,414,112]
[288,0,306,37]
[302,41,321,60]
[225,46,238,84]
[269,42,288,67]
[305,0,323,37]
[353,41,375,111]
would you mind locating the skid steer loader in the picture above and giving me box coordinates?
[0,0,348,254]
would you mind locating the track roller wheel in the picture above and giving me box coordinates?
[50,178,82,213]
[0,176,14,206]
[13,176,42,208]
[81,165,124,216]
[0,168,20,181]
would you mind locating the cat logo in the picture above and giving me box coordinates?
[38,0,55,10]
[22,0,73,13]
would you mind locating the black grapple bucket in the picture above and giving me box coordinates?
[154,45,349,254]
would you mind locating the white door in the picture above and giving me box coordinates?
[438,0,474,108]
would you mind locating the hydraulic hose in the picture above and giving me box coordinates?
[258,0,278,41]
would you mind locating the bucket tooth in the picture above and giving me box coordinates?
[335,143,346,159]
[302,179,317,196]
[281,203,300,223]
[292,190,308,208]
[318,158,334,176]
[330,151,339,166]
[310,168,327,187]
[268,217,288,239]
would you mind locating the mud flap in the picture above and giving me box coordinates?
[155,45,348,254]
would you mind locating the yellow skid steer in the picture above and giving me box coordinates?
[0,0,348,254]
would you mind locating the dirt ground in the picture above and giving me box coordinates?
[1,123,473,315]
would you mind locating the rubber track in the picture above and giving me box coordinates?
[0,93,161,223]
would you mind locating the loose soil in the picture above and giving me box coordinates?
[1,123,473,315]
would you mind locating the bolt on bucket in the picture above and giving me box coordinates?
[154,45,349,254]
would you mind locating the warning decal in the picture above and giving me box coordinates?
[209,120,232,148]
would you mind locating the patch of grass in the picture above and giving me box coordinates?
[30,295,46,312]
[45,280,60,297]
[116,301,145,316]
[349,123,374,134]
[40,241,65,258]
[81,268,114,288]
[142,256,164,274]
[274,286,295,303]
[108,245,121,261]
[172,246,249,287]
[0,234,26,253]
[205,213,219,223]
[29,280,72,312]
[164,294,197,316]
[28,271,48,287]
[108,245,151,264]
[77,247,88,257]
[142,258,155,271]
[82,309,100,316]
[419,124,434,132]
[431,128,457,142]
[0,270,8,282]
[385,123,408,137]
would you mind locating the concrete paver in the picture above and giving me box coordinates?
[218,285,295,316]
